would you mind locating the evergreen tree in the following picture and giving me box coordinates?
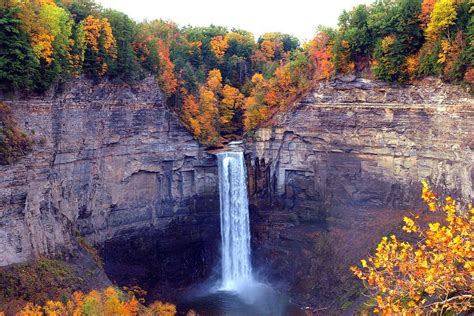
[103,9,143,83]
[0,6,39,92]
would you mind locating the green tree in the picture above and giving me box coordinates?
[65,0,101,23]
[373,34,409,82]
[103,9,143,82]
[0,5,39,92]
[338,5,372,59]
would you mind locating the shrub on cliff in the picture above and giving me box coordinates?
[4,287,178,316]
[0,102,30,165]
[351,181,473,314]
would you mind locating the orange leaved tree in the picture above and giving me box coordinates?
[351,181,473,314]
[12,287,177,316]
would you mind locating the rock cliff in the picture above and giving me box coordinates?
[246,78,473,309]
[0,78,220,294]
[1,76,472,310]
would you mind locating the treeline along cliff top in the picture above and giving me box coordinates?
[0,0,473,145]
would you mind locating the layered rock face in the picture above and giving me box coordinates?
[246,78,473,307]
[0,78,220,291]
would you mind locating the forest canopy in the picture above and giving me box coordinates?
[0,0,472,145]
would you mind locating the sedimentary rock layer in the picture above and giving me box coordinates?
[246,78,473,307]
[0,78,219,272]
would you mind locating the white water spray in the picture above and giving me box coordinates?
[217,151,253,291]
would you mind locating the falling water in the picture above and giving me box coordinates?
[217,151,253,291]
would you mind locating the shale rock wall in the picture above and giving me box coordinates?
[246,78,473,308]
[0,77,220,292]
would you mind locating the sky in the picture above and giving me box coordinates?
[94,0,375,42]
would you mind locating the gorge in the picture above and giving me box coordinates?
[1,76,472,313]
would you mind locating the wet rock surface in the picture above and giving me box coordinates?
[0,78,220,293]
[246,78,473,310]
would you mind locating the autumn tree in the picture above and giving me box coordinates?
[13,0,74,89]
[438,30,466,80]
[210,35,229,61]
[156,40,178,96]
[181,69,222,145]
[181,90,201,137]
[243,73,269,132]
[206,68,222,93]
[352,181,473,314]
[426,0,458,40]
[420,0,437,28]
[307,31,335,80]
[220,84,244,132]
[196,86,220,144]
[13,287,176,316]
[81,15,117,79]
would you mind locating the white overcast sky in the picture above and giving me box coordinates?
[94,0,375,41]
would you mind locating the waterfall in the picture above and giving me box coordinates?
[217,151,253,291]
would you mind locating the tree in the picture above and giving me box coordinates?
[80,15,117,79]
[308,31,335,80]
[373,34,410,82]
[156,40,178,96]
[338,5,372,60]
[181,90,201,137]
[103,9,143,82]
[465,68,474,83]
[438,31,466,80]
[426,0,458,39]
[210,35,228,61]
[196,86,219,144]
[420,0,437,28]
[220,84,244,131]
[64,0,101,23]
[351,181,473,314]
[14,287,177,315]
[0,5,39,92]
[243,73,270,132]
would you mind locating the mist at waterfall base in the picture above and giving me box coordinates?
[177,152,304,316]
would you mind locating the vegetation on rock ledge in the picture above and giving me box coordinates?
[0,101,30,164]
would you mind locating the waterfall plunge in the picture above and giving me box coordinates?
[217,151,254,291]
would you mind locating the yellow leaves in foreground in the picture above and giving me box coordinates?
[13,287,176,316]
[351,182,474,314]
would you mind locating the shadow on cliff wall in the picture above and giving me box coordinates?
[245,144,467,311]
[99,196,221,303]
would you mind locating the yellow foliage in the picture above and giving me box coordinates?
[351,182,474,314]
[80,15,117,76]
[405,55,418,79]
[207,69,222,92]
[220,84,244,125]
[251,73,264,84]
[210,35,229,61]
[82,15,101,53]
[381,35,396,53]
[17,0,71,64]
[147,301,177,316]
[426,0,458,39]
[260,39,276,60]
[12,287,177,316]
